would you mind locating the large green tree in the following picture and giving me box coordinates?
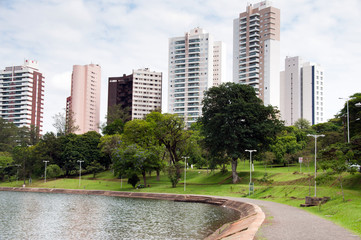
[200,82,283,183]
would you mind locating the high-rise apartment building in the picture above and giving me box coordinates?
[168,27,225,127]
[280,56,325,126]
[0,60,44,134]
[213,41,226,86]
[67,64,101,134]
[108,68,162,120]
[233,1,280,107]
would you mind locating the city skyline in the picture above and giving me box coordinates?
[0,0,360,133]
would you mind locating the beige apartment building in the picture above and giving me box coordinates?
[233,0,280,108]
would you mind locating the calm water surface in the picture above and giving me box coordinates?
[0,191,239,240]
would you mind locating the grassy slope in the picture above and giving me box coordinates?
[1,162,360,236]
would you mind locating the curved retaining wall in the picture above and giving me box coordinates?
[0,187,265,240]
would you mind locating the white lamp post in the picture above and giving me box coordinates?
[77,160,84,187]
[245,150,257,195]
[339,97,350,143]
[43,160,49,183]
[182,156,189,191]
[307,134,325,197]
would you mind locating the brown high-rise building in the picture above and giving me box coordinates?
[108,68,162,120]
[233,1,280,108]
[0,60,44,135]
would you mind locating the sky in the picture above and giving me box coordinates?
[1,0,361,134]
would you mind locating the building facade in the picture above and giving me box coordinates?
[213,41,226,86]
[233,1,280,108]
[0,60,44,134]
[108,68,162,120]
[280,56,325,125]
[67,64,101,134]
[168,27,225,127]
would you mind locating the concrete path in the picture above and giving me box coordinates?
[225,197,360,240]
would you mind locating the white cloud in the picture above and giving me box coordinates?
[1,0,360,133]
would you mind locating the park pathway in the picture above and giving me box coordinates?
[225,197,360,240]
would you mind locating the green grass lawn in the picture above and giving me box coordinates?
[1,162,360,236]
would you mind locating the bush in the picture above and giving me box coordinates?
[128,174,140,188]
[46,164,63,178]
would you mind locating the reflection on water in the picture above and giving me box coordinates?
[0,191,239,240]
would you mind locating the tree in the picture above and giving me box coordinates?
[261,151,275,172]
[123,119,165,182]
[320,143,355,201]
[146,112,191,187]
[99,134,123,169]
[200,82,283,183]
[270,132,304,165]
[113,144,157,186]
[106,104,131,124]
[38,132,63,167]
[312,121,341,133]
[0,152,13,181]
[86,160,105,178]
[12,146,30,184]
[102,119,125,135]
[52,110,79,136]
[52,112,66,136]
[337,93,361,141]
[294,118,311,130]
[128,173,140,188]
[0,117,18,151]
[46,164,63,178]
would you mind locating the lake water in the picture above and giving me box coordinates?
[0,191,239,240]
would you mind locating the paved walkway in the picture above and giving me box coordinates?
[225,197,360,240]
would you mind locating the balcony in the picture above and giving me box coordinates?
[249,52,259,58]
[249,32,260,38]
[249,21,259,27]
[249,37,260,43]
[249,42,260,47]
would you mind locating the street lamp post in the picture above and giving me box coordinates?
[77,160,84,187]
[182,156,189,191]
[307,134,325,197]
[245,150,257,195]
[43,160,49,183]
[339,97,350,143]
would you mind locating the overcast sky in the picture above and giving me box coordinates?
[1,0,360,133]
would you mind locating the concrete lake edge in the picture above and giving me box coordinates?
[0,187,265,240]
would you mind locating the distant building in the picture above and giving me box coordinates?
[168,27,225,127]
[280,56,325,125]
[233,0,280,107]
[213,41,227,86]
[108,68,162,120]
[0,60,44,134]
[67,64,101,134]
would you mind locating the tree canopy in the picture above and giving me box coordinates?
[200,82,283,183]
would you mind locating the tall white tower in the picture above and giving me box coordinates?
[280,56,325,125]
[168,27,225,127]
